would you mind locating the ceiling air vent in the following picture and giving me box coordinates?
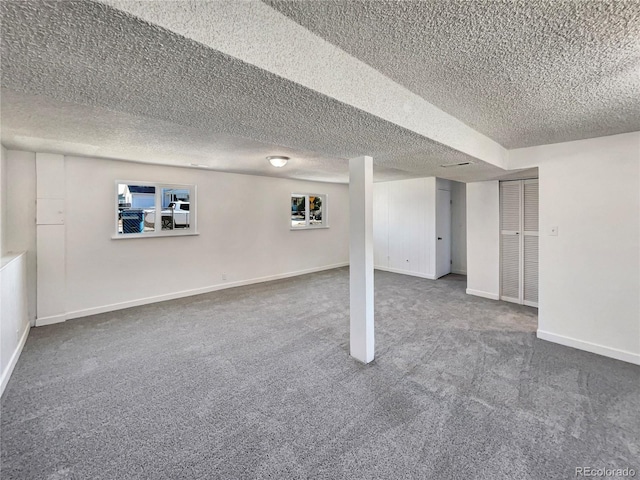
[439,161,472,168]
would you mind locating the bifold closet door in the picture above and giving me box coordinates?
[523,180,539,307]
[500,181,521,303]
[500,179,539,306]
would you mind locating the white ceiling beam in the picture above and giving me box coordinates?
[101,0,508,170]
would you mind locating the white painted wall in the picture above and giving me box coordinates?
[373,177,435,279]
[4,150,37,325]
[1,253,30,396]
[373,180,389,269]
[466,181,500,300]
[1,145,6,255]
[451,181,467,275]
[374,177,464,280]
[1,147,32,395]
[13,153,349,322]
[509,132,640,364]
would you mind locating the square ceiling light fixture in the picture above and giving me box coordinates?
[267,156,289,167]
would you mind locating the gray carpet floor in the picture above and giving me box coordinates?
[1,268,639,479]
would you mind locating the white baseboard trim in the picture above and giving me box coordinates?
[40,262,349,325]
[451,269,467,275]
[1,323,30,396]
[36,313,67,327]
[537,330,640,366]
[374,266,436,280]
[465,288,500,300]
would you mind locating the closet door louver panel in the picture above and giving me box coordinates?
[501,234,520,300]
[524,181,539,232]
[523,235,539,305]
[500,181,521,302]
[523,180,539,306]
[500,182,521,231]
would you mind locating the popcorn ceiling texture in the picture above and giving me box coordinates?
[0,89,368,184]
[267,0,640,149]
[3,0,634,181]
[0,0,514,183]
[100,0,508,170]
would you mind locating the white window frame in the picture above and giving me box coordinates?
[290,193,329,230]
[113,181,198,239]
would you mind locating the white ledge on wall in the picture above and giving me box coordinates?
[111,232,200,240]
[290,226,330,231]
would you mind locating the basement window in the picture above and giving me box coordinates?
[115,182,197,238]
[291,193,327,229]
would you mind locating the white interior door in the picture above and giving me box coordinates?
[436,189,451,278]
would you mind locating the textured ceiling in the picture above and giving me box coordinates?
[1,89,364,184]
[0,0,525,183]
[267,0,640,148]
[100,0,508,169]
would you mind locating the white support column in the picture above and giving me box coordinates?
[349,156,374,364]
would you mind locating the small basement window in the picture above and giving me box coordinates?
[291,193,327,229]
[115,182,197,238]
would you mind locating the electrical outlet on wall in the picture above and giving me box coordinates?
[222,273,227,281]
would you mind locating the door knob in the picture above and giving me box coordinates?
[438,237,442,240]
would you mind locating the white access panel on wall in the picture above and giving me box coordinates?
[500,179,539,307]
